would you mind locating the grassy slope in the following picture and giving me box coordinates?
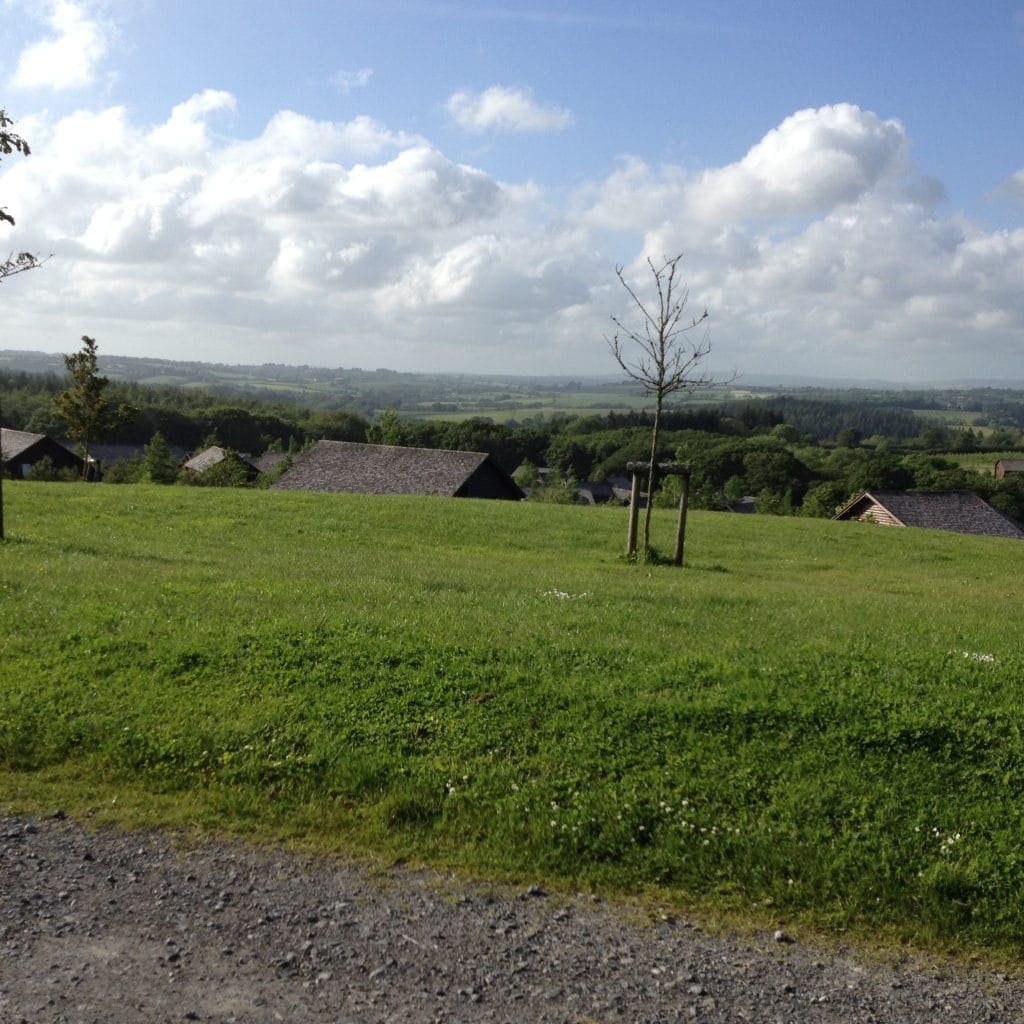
[2,481,1023,955]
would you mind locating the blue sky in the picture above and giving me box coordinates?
[1,0,1022,382]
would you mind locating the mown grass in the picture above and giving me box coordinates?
[2,481,1024,956]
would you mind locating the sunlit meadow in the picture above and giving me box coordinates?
[2,481,1023,955]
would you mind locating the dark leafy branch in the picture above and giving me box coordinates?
[1,107,46,281]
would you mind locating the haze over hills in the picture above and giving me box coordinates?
[3,349,1023,395]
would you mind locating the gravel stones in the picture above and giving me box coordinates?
[0,814,1020,1023]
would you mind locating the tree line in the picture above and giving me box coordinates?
[5,358,1024,520]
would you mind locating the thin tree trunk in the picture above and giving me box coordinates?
[0,394,4,539]
[641,394,663,560]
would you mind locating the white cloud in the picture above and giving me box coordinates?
[8,0,111,92]
[331,68,374,94]
[587,105,1024,381]
[2,96,1023,380]
[578,156,689,232]
[147,90,236,164]
[993,168,1024,201]
[0,94,595,370]
[447,85,572,134]
[686,104,909,223]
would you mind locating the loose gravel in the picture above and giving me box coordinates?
[1,813,1020,1023]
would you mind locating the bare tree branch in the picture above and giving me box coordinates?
[606,253,731,562]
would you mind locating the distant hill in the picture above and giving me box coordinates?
[0,348,654,418]
[0,348,619,389]
[4,348,1022,394]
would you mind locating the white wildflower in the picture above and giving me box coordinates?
[957,650,996,663]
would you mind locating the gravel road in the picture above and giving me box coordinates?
[1,813,1020,1023]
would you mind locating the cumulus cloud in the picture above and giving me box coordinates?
[447,85,572,133]
[589,104,1024,381]
[686,104,909,223]
[0,92,600,370]
[8,0,111,92]
[2,94,1023,380]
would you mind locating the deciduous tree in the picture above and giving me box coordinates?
[366,407,402,445]
[608,254,726,560]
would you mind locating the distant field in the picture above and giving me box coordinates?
[912,408,981,426]
[953,451,1024,475]
[406,385,747,422]
[2,483,1023,956]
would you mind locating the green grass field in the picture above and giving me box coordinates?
[2,481,1023,957]
[953,450,1024,475]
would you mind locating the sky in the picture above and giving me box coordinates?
[1,0,1023,383]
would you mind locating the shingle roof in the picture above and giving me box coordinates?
[836,490,1024,540]
[0,427,47,460]
[183,446,258,474]
[183,446,225,473]
[253,451,289,474]
[271,440,523,499]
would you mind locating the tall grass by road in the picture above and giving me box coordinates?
[2,481,1023,955]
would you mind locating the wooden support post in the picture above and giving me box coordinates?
[673,469,691,566]
[625,461,691,565]
[626,470,642,557]
[0,402,5,541]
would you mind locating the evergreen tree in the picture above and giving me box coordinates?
[53,336,131,478]
[141,431,178,483]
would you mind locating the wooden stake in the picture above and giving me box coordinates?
[673,469,691,566]
[626,471,642,557]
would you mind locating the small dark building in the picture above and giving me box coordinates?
[271,440,523,500]
[834,489,1024,540]
[994,459,1024,479]
[0,428,85,478]
[576,480,615,505]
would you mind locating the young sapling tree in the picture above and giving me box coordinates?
[608,254,727,561]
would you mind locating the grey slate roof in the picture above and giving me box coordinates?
[271,440,523,499]
[1,428,47,460]
[183,446,258,474]
[835,490,1024,540]
[183,446,229,473]
[253,451,289,474]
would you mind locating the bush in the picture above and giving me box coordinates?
[26,455,58,481]
[103,457,144,484]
